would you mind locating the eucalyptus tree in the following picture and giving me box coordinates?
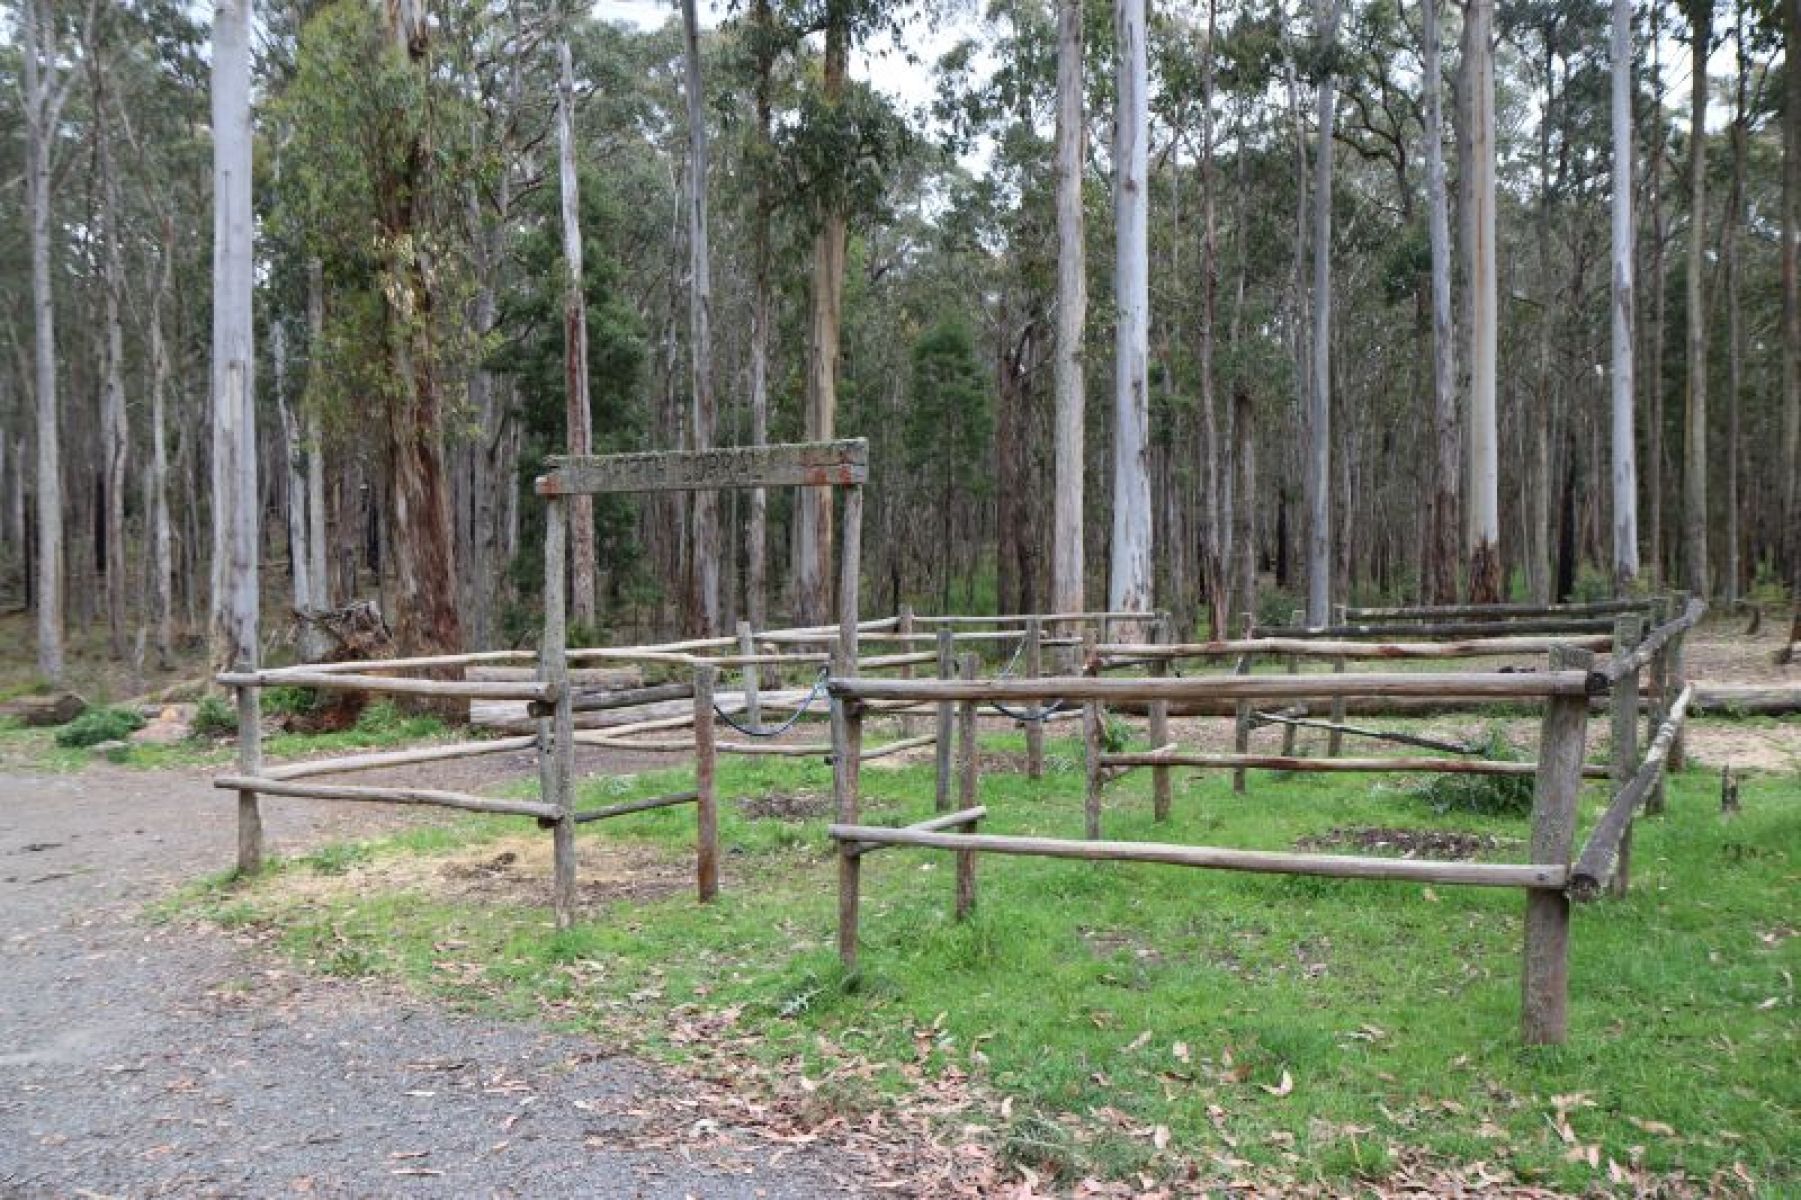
[1304,0,1339,625]
[1052,0,1088,618]
[1112,0,1153,616]
[680,0,720,635]
[1682,0,1711,595]
[558,34,599,632]
[1464,0,1502,602]
[1422,0,1460,603]
[1609,0,1638,585]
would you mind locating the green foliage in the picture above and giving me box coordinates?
[1407,727,1535,816]
[263,686,321,718]
[190,695,237,739]
[54,706,146,748]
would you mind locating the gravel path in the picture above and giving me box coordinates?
[0,765,861,1199]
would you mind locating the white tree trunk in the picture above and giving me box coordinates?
[305,259,329,624]
[1609,0,1639,587]
[1422,0,1460,606]
[680,0,719,635]
[1465,0,1502,602]
[745,0,776,630]
[274,317,313,645]
[557,38,597,631]
[211,0,258,674]
[1110,0,1153,616]
[1052,0,1088,618]
[23,0,67,684]
[1304,0,1339,626]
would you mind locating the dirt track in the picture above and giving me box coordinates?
[0,764,860,1199]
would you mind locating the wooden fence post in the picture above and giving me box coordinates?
[1023,617,1044,780]
[1608,614,1643,898]
[1233,613,1255,793]
[1328,604,1347,757]
[235,671,263,875]
[1667,590,1691,774]
[954,810,978,921]
[1522,643,1591,1046]
[540,496,577,929]
[958,652,980,810]
[1150,612,1172,821]
[1646,595,1672,815]
[934,627,954,812]
[833,690,863,973]
[1281,608,1303,756]
[898,603,918,736]
[1083,698,1103,840]
[694,664,719,902]
[736,620,760,731]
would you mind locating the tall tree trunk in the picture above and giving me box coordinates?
[96,69,129,660]
[556,38,597,631]
[1784,0,1801,593]
[745,0,775,630]
[680,0,719,636]
[1198,0,1225,638]
[305,259,330,634]
[274,316,314,644]
[1423,0,1460,604]
[211,0,258,675]
[1609,0,1639,586]
[1052,0,1088,617]
[1304,0,1339,625]
[1720,18,1747,602]
[1232,383,1256,624]
[1110,0,1152,618]
[1646,25,1669,584]
[148,227,176,664]
[1465,0,1502,602]
[797,15,850,627]
[22,0,66,684]
[1681,0,1710,595]
[1528,27,1557,606]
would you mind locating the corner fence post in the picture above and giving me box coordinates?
[1232,613,1255,793]
[1667,590,1691,774]
[1150,612,1172,821]
[1608,614,1644,897]
[694,664,719,902]
[540,496,577,929]
[1522,643,1592,1046]
[934,627,954,812]
[1024,617,1044,780]
[235,668,263,875]
[1646,594,1672,815]
[958,651,980,811]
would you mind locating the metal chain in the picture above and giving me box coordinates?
[712,669,829,738]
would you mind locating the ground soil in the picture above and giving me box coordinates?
[0,761,872,1199]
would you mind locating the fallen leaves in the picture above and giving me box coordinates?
[1258,1069,1294,1098]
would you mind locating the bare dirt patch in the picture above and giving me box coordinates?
[274,832,691,910]
[737,790,832,821]
[1294,825,1522,860]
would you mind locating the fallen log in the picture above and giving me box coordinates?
[1689,682,1801,717]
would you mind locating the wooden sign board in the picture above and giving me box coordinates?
[536,439,868,496]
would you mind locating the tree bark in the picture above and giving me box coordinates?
[148,226,176,664]
[1110,0,1152,618]
[211,0,258,676]
[1646,27,1668,584]
[96,66,130,660]
[745,0,776,630]
[556,38,597,632]
[1681,0,1710,596]
[1784,0,1801,593]
[1609,0,1640,586]
[304,259,330,654]
[1198,0,1225,639]
[1422,0,1460,606]
[1304,0,1339,625]
[1465,0,1502,603]
[22,0,67,684]
[1052,0,1088,618]
[680,0,719,636]
[1721,19,1747,602]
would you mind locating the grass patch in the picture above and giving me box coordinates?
[175,737,1799,1192]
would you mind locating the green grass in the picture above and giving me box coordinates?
[179,735,1798,1193]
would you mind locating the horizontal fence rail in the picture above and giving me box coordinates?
[830,670,1596,703]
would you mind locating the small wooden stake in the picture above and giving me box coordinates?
[694,664,719,901]
[1083,698,1103,840]
[1281,608,1302,756]
[1149,613,1171,821]
[235,671,263,875]
[1024,617,1045,779]
[954,811,979,921]
[1608,614,1643,897]
[958,652,980,810]
[1522,643,1591,1046]
[934,627,954,813]
[1233,613,1255,793]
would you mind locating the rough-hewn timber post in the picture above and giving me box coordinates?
[934,626,954,812]
[694,663,719,901]
[1609,614,1643,897]
[1522,643,1591,1045]
[1233,613,1255,793]
[1150,612,1172,821]
[954,809,978,921]
[1328,605,1348,756]
[1023,616,1044,779]
[958,651,980,812]
[1667,590,1690,774]
[897,603,918,736]
[1083,698,1103,839]
[834,481,864,973]
[1281,607,1303,756]
[235,674,263,874]
[838,485,862,670]
[540,496,577,928]
[736,620,760,731]
[1647,595,1672,815]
